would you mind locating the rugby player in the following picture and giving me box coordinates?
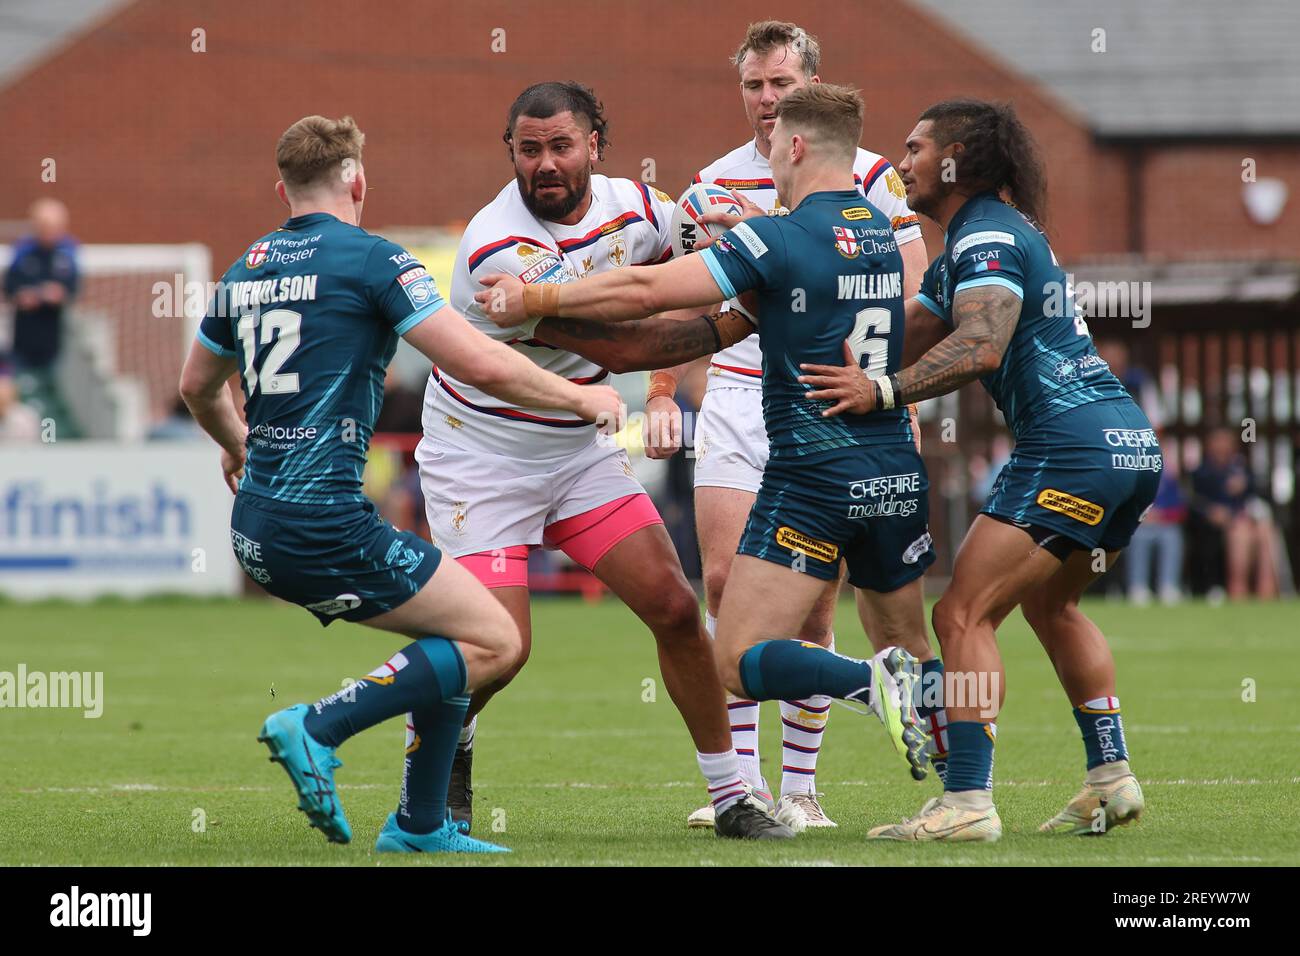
[179,115,621,854]
[477,84,935,787]
[678,19,935,830]
[420,83,788,839]
[798,100,1156,841]
[519,22,945,833]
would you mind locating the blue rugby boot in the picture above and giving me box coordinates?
[374,812,511,854]
[258,703,352,844]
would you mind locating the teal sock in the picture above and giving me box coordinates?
[944,720,996,792]
[1074,696,1128,770]
[398,694,471,834]
[919,658,948,784]
[738,640,872,703]
[303,636,466,748]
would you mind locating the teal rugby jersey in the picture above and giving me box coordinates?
[698,189,912,459]
[197,212,444,505]
[916,192,1128,439]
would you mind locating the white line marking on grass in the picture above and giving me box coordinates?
[13,777,1298,796]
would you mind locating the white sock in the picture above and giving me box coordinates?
[779,696,830,795]
[697,749,746,813]
[458,714,476,750]
[705,611,763,788]
[779,635,832,796]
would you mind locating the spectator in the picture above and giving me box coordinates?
[1191,427,1279,600]
[3,199,79,377]
[1125,448,1187,605]
[0,370,41,442]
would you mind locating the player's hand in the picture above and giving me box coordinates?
[696,192,765,250]
[576,384,626,435]
[40,281,66,305]
[221,445,245,495]
[798,340,878,417]
[474,273,528,327]
[643,395,682,459]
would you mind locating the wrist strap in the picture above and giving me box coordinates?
[522,283,561,318]
[877,374,896,410]
[647,371,677,403]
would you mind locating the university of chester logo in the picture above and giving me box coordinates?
[832,226,859,258]
[245,241,270,268]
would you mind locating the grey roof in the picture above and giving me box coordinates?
[0,0,127,88]
[912,0,1300,137]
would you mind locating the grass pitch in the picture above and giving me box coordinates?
[1,594,1296,866]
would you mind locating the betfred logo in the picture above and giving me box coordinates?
[397,266,429,286]
[245,241,270,268]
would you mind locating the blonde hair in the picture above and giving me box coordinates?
[775,83,862,159]
[275,115,365,192]
[732,20,821,77]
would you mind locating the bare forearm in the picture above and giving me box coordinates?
[536,311,751,373]
[549,269,654,322]
[477,341,589,411]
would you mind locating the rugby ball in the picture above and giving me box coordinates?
[670,183,759,325]
[670,182,744,259]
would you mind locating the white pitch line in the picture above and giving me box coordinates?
[10,777,1298,795]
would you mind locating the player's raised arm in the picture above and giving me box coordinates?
[401,304,621,425]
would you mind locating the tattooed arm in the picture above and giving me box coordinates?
[534,309,755,374]
[893,285,1019,404]
[798,285,1021,416]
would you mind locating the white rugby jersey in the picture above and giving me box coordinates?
[427,174,676,458]
[694,140,923,388]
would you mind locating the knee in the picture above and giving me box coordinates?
[701,561,730,613]
[931,595,969,648]
[796,599,836,645]
[481,610,527,679]
[645,582,704,641]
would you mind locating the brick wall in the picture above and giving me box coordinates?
[1,0,1294,268]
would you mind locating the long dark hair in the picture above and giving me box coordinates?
[919,99,1048,226]
[503,81,610,160]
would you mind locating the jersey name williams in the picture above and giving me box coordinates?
[837,272,902,300]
